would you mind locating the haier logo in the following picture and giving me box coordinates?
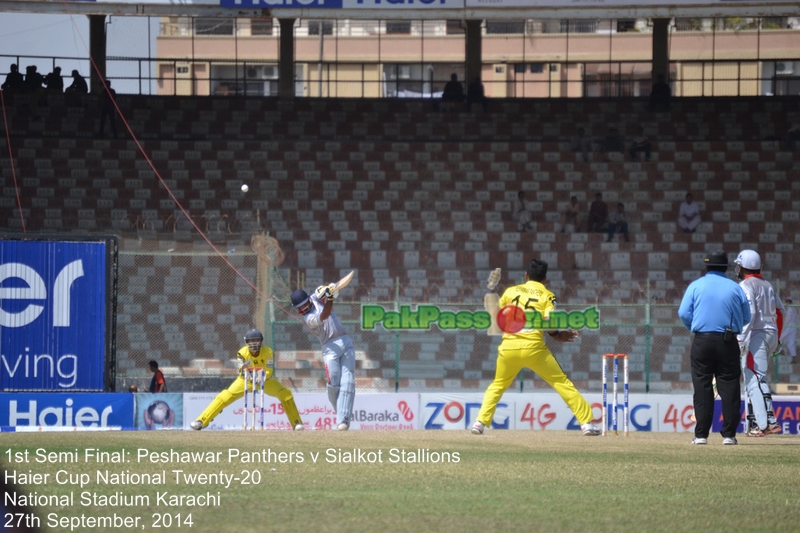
[0,260,83,327]
[1,240,109,391]
[9,398,112,427]
[0,393,134,428]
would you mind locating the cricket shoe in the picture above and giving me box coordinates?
[337,422,349,431]
[294,423,305,431]
[722,437,738,446]
[746,427,765,437]
[691,437,707,445]
[763,422,782,435]
[581,422,601,436]
[190,420,203,431]
[471,421,485,435]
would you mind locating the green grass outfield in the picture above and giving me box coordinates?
[3,430,799,533]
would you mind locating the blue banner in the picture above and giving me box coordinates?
[0,393,134,428]
[1,240,108,391]
[711,399,800,435]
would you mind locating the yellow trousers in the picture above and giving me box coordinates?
[476,340,594,427]
[196,375,302,429]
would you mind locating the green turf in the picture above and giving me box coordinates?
[3,431,799,532]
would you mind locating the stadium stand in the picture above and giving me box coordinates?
[2,94,799,393]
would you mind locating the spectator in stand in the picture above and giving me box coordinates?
[648,73,671,112]
[512,190,534,233]
[629,126,652,161]
[588,192,608,233]
[606,203,630,242]
[23,65,44,94]
[1,64,24,94]
[97,79,118,138]
[561,195,582,233]
[44,66,63,93]
[65,70,89,107]
[442,73,465,104]
[570,127,593,162]
[678,192,702,233]
[65,70,88,94]
[466,76,488,112]
[24,65,45,118]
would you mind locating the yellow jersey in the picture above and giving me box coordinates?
[236,345,274,380]
[498,280,558,344]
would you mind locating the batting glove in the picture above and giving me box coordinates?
[314,285,333,300]
[487,268,502,290]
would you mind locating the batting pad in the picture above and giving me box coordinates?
[327,385,340,412]
[337,372,355,425]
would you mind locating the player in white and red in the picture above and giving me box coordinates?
[735,250,784,436]
[292,286,356,431]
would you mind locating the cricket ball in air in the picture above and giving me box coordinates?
[241,184,249,193]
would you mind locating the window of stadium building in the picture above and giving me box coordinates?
[194,18,235,36]
[132,15,800,97]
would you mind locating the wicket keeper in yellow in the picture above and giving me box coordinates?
[472,258,602,436]
[190,328,304,430]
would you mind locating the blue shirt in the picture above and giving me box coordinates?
[678,271,751,333]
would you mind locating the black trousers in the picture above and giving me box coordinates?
[690,332,742,438]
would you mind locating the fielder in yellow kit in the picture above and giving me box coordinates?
[190,329,304,430]
[472,259,601,436]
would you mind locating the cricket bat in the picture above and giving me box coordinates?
[332,270,354,298]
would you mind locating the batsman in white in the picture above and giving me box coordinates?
[292,285,356,430]
[735,250,784,437]
[190,328,304,430]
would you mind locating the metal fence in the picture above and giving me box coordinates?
[115,244,797,394]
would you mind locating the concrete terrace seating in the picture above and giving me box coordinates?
[2,95,800,392]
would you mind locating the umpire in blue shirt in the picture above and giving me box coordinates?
[678,250,750,445]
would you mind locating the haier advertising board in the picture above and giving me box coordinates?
[0,236,117,391]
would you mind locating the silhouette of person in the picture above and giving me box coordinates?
[23,65,44,94]
[588,192,608,233]
[97,79,118,138]
[65,70,88,94]
[648,73,671,112]
[44,66,63,93]
[442,73,465,104]
[466,76,488,112]
[1,64,24,94]
[23,65,45,118]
